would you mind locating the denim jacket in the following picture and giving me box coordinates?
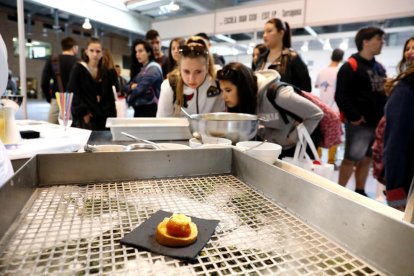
[125,61,163,107]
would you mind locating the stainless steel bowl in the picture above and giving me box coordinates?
[188,112,259,144]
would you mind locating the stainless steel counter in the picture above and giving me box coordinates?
[0,149,413,275]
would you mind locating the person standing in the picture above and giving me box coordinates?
[166,37,185,74]
[251,43,267,71]
[67,37,116,130]
[146,29,168,79]
[124,40,163,117]
[335,27,387,196]
[196,32,226,68]
[41,37,78,124]
[381,37,414,210]
[315,48,344,166]
[114,64,127,97]
[254,18,312,92]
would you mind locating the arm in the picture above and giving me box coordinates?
[127,64,162,101]
[384,84,414,208]
[335,64,363,123]
[67,64,91,119]
[290,55,312,92]
[40,58,53,103]
[275,86,323,143]
[156,79,175,117]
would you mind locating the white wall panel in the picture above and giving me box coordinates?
[306,0,414,26]
[152,14,216,40]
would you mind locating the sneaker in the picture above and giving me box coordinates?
[355,189,368,197]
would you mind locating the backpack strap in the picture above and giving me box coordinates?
[266,82,302,124]
[348,56,358,72]
[51,55,65,92]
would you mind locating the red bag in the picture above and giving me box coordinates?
[301,92,343,148]
[267,82,343,148]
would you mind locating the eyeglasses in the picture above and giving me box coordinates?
[179,45,209,56]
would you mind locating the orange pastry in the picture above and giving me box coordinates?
[155,214,198,247]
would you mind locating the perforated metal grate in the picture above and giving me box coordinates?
[0,175,383,275]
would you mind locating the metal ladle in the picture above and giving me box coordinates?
[242,140,267,152]
[180,107,203,144]
[121,132,161,149]
[192,131,204,144]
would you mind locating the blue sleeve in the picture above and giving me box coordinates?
[384,83,414,191]
[128,65,162,99]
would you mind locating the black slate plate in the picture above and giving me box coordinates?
[120,210,220,260]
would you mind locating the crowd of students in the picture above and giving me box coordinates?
[39,18,414,211]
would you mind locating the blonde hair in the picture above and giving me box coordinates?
[173,36,216,115]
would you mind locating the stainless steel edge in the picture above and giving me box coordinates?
[232,150,414,275]
[37,149,232,186]
[0,156,38,240]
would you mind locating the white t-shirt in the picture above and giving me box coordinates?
[156,75,225,117]
[315,66,340,113]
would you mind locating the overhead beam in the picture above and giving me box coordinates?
[26,0,151,35]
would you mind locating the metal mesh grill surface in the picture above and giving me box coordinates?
[0,175,383,275]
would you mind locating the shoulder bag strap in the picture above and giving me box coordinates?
[51,56,65,92]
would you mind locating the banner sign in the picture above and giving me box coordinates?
[215,0,305,34]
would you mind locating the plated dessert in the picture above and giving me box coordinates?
[155,214,198,247]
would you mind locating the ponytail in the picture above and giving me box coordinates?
[267,18,291,48]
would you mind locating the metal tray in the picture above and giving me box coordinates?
[0,149,413,275]
[105,117,192,141]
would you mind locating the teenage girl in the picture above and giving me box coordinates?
[156,36,225,117]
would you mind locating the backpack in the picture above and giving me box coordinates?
[372,116,386,184]
[266,82,342,148]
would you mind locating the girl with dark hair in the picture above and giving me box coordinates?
[124,39,163,117]
[167,37,185,74]
[156,36,224,117]
[216,62,257,114]
[255,18,312,92]
[251,43,267,71]
[68,37,116,130]
[381,38,414,210]
[217,62,322,157]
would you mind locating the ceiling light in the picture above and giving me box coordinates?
[125,0,160,9]
[304,26,318,37]
[159,1,179,14]
[215,34,236,44]
[168,1,179,11]
[301,41,309,52]
[323,39,332,51]
[339,38,349,50]
[82,18,92,30]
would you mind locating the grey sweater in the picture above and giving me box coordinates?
[255,70,323,150]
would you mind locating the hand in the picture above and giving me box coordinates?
[351,117,365,125]
[83,113,93,124]
[130,83,138,90]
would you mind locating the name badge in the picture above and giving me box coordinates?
[207,86,220,97]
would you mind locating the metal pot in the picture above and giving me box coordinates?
[187,112,259,144]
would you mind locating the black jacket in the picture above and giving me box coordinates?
[255,48,312,92]
[335,53,387,126]
[41,54,77,102]
[67,63,117,130]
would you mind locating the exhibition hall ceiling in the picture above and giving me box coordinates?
[0,0,413,52]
